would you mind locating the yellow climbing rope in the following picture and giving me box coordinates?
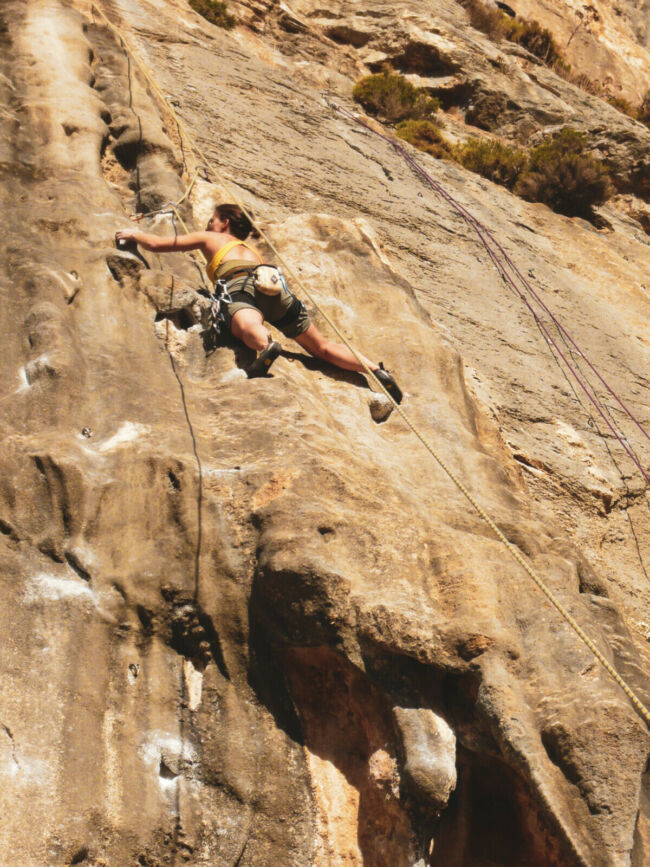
[128,167,202,228]
[128,177,205,265]
[91,1,650,726]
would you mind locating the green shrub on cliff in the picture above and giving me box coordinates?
[450,129,611,220]
[453,138,526,188]
[515,128,613,216]
[190,0,235,29]
[506,17,564,66]
[462,0,564,66]
[526,127,586,164]
[606,95,637,118]
[396,120,451,158]
[637,93,650,127]
[353,73,440,124]
[607,92,650,126]
[462,0,509,40]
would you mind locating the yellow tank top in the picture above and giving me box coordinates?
[206,239,262,283]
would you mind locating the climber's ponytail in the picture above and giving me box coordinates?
[214,203,260,240]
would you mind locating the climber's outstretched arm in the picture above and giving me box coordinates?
[115,228,210,254]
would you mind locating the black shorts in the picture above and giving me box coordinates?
[223,275,311,339]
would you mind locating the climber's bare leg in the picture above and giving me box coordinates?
[294,324,377,372]
[231,308,270,352]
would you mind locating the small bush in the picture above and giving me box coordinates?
[553,65,602,96]
[465,92,508,131]
[396,120,451,158]
[463,0,508,39]
[526,127,586,165]
[462,0,564,65]
[353,73,440,124]
[506,18,563,65]
[515,128,613,216]
[453,138,527,189]
[462,0,647,116]
[189,0,235,29]
[607,95,637,118]
[637,93,650,127]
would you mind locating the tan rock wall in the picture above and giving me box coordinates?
[0,0,649,865]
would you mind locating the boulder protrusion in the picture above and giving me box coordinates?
[394,706,457,810]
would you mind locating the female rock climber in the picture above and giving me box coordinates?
[115,203,402,401]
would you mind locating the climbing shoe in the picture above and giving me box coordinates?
[373,362,403,404]
[247,340,282,378]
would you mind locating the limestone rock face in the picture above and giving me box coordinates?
[1,1,650,866]
[280,0,650,195]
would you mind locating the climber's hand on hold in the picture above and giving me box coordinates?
[115,228,141,248]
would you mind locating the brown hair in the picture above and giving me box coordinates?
[215,203,260,240]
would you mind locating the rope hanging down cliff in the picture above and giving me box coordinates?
[325,100,650,489]
[90,1,650,727]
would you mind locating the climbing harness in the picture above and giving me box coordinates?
[206,278,233,339]
[205,263,295,335]
[91,1,650,726]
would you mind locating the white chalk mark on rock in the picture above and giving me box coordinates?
[220,368,248,383]
[184,659,203,711]
[15,367,30,393]
[139,731,197,795]
[98,422,150,452]
[24,573,96,604]
[368,393,393,422]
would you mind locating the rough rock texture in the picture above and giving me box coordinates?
[276,0,650,197]
[512,0,650,102]
[1,0,650,865]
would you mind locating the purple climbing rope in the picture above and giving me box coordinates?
[329,100,650,485]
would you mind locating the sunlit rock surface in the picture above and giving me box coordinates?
[1,0,649,865]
